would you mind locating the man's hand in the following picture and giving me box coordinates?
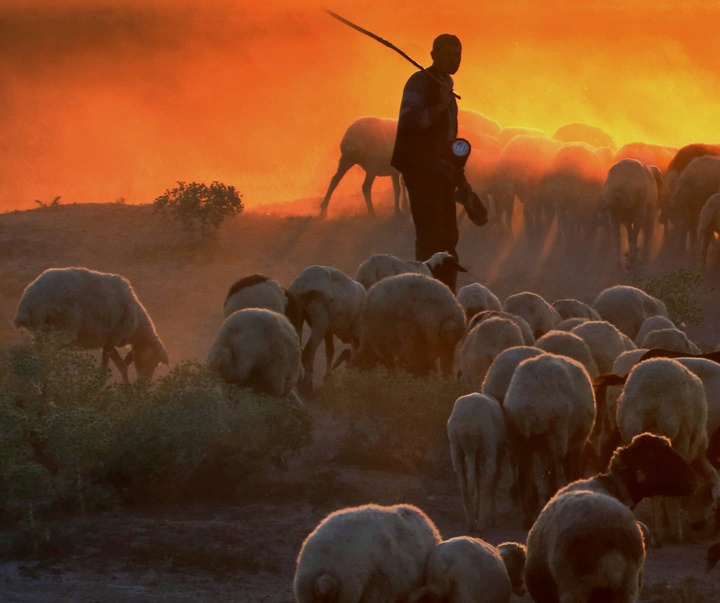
[437,81,454,110]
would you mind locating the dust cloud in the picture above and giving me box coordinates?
[1,1,718,211]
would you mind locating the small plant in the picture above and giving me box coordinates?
[34,196,61,208]
[153,181,244,238]
[641,268,713,326]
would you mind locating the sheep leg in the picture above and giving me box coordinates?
[450,441,474,533]
[665,496,684,542]
[489,445,505,528]
[390,172,402,215]
[299,310,329,395]
[649,496,665,546]
[690,455,720,502]
[323,333,335,379]
[319,155,355,217]
[361,172,377,217]
[478,449,497,534]
[104,346,129,382]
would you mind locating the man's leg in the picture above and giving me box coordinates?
[403,170,448,262]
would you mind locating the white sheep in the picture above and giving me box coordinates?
[459,317,525,389]
[480,345,545,406]
[552,122,617,150]
[634,315,676,346]
[617,358,720,544]
[467,310,535,345]
[287,265,366,393]
[504,353,595,527]
[535,330,599,378]
[571,319,631,374]
[352,273,465,376]
[640,327,701,355]
[407,537,527,603]
[447,393,507,534]
[354,251,465,291]
[456,282,502,321]
[525,490,645,603]
[552,298,601,321]
[13,266,168,382]
[293,503,441,603]
[206,308,300,398]
[503,291,561,339]
[556,317,589,332]
[319,116,404,217]
[222,273,288,318]
[698,192,720,271]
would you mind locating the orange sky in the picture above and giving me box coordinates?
[1,1,719,211]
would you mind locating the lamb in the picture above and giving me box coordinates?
[616,358,720,544]
[352,273,465,376]
[206,308,300,398]
[524,490,645,603]
[222,274,289,318]
[354,251,466,291]
[459,317,525,388]
[551,298,601,321]
[286,265,366,393]
[639,328,701,355]
[456,282,502,320]
[503,353,595,527]
[571,320,631,374]
[503,291,561,339]
[634,315,676,346]
[480,345,545,405]
[535,330,599,378]
[601,158,659,267]
[293,503,441,603]
[468,310,535,345]
[13,266,168,382]
[319,116,404,217]
[698,192,720,271]
[447,393,507,534]
[407,537,527,603]
[592,285,668,340]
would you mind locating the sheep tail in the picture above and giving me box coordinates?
[594,550,627,591]
[313,572,339,602]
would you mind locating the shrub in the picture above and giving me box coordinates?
[152,181,243,238]
[641,268,713,326]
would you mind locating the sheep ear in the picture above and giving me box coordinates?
[159,347,169,366]
[124,350,134,366]
[456,263,468,273]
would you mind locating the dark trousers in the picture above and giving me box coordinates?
[402,168,459,290]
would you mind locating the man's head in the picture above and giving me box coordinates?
[431,34,462,75]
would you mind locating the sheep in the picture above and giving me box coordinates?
[592,285,668,340]
[639,327,701,355]
[206,308,300,397]
[481,345,545,406]
[354,251,465,291]
[556,317,589,332]
[456,282,502,320]
[634,315,676,346]
[352,273,465,376]
[552,122,617,150]
[503,353,595,527]
[524,490,645,603]
[616,358,720,544]
[468,310,535,345]
[293,503,441,603]
[613,141,673,173]
[535,330,599,378]
[698,192,720,271]
[286,265,365,393]
[459,317,525,388]
[407,537,527,603]
[551,298,601,322]
[13,266,168,382]
[319,116,405,217]
[447,393,507,534]
[222,274,289,318]
[571,320,630,374]
[659,143,720,219]
[601,158,658,268]
[458,109,502,137]
[503,291,561,339]
[496,126,546,146]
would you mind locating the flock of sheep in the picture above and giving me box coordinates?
[321,112,720,270]
[10,245,720,601]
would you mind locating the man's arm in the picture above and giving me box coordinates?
[397,72,453,132]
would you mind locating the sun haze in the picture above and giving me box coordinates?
[1,0,718,211]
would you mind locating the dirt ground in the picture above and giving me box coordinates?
[1,192,720,602]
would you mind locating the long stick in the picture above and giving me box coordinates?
[323,9,461,100]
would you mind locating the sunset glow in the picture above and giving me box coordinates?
[1,0,719,211]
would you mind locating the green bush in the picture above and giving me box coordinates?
[152,181,244,238]
[641,268,713,326]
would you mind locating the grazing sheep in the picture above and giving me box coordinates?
[617,358,720,544]
[551,298,601,322]
[457,282,502,320]
[468,310,535,345]
[481,346,545,406]
[448,393,507,534]
[592,285,668,340]
[207,308,300,397]
[504,354,595,527]
[459,317,525,388]
[640,328,701,355]
[319,116,405,217]
[602,158,658,267]
[287,265,365,393]
[293,503,441,603]
[698,192,720,271]
[13,266,168,382]
[223,274,289,318]
[407,537,527,603]
[354,251,465,291]
[634,315,676,346]
[352,273,465,376]
[552,122,617,150]
[503,291,561,339]
[535,330,599,378]
[525,490,645,603]
[571,320,629,374]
